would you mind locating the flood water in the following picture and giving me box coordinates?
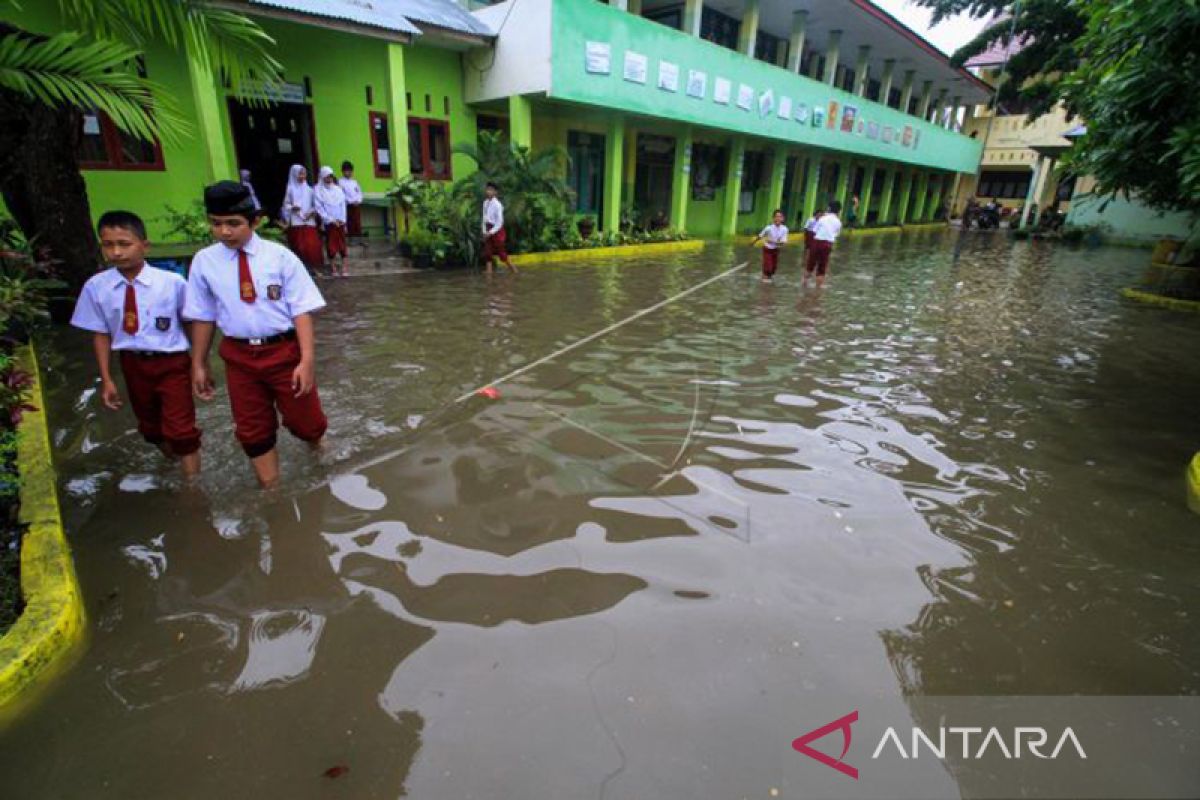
[2,232,1199,799]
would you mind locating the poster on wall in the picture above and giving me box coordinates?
[778,96,793,119]
[794,102,810,124]
[840,104,858,133]
[658,61,679,92]
[687,69,707,99]
[866,121,880,140]
[585,42,611,74]
[882,125,895,144]
[713,77,732,104]
[856,120,865,135]
[737,84,755,111]
[912,129,922,150]
[624,51,648,84]
[827,101,839,129]
[757,88,775,118]
[902,124,914,147]
[812,106,826,127]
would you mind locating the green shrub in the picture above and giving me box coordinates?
[158,202,212,244]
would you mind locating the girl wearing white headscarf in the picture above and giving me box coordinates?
[239,168,261,211]
[314,166,349,277]
[281,164,322,272]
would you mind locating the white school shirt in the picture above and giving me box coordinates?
[482,197,504,234]
[70,265,189,353]
[338,177,363,205]
[814,213,843,243]
[804,216,819,233]
[282,182,316,228]
[183,234,326,339]
[759,223,788,249]
[314,184,348,226]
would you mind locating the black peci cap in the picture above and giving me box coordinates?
[204,180,258,216]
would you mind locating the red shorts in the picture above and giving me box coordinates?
[119,352,201,456]
[346,204,362,237]
[483,228,509,262]
[286,225,324,271]
[325,224,347,258]
[804,230,815,248]
[218,337,328,458]
[806,239,833,276]
[761,247,780,277]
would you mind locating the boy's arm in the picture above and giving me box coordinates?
[190,322,216,401]
[91,333,122,410]
[291,313,316,398]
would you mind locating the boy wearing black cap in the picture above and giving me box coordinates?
[184,180,328,488]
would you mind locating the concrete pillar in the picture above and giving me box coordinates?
[670,127,693,231]
[823,30,842,85]
[683,0,703,37]
[895,169,914,224]
[604,115,625,232]
[787,11,808,74]
[834,157,853,211]
[1019,157,1045,228]
[801,154,821,221]
[927,173,945,221]
[877,168,897,224]
[623,125,637,208]
[608,0,627,10]
[912,172,930,222]
[508,94,532,149]
[775,43,788,68]
[931,88,947,124]
[898,70,916,113]
[384,43,411,180]
[767,145,788,215]
[854,46,871,97]
[738,0,759,57]
[628,0,642,14]
[917,81,934,119]
[808,51,823,79]
[721,137,746,238]
[878,59,896,107]
[949,95,962,130]
[186,42,238,182]
[859,162,877,224]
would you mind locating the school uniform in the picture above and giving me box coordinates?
[70,265,201,455]
[183,233,328,458]
[806,213,842,277]
[758,223,788,278]
[803,214,822,249]
[315,168,348,259]
[281,165,323,271]
[482,197,509,262]
[339,176,364,236]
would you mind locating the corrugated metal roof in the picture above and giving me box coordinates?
[245,0,493,38]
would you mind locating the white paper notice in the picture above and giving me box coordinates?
[658,61,679,92]
[686,69,707,99]
[585,41,611,74]
[278,138,294,154]
[758,88,775,117]
[794,102,810,123]
[83,115,101,135]
[377,148,390,166]
[713,77,732,104]
[624,51,648,84]
[737,84,754,111]
[778,96,793,119]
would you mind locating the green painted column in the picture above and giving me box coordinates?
[385,43,411,180]
[603,115,625,232]
[858,162,877,224]
[895,169,914,224]
[787,11,808,73]
[877,167,897,224]
[823,30,842,85]
[898,69,916,113]
[834,157,853,211]
[911,171,930,223]
[608,0,628,9]
[721,136,746,238]
[628,0,643,12]
[738,0,760,57]
[927,173,945,221]
[878,59,896,107]
[931,88,947,124]
[185,42,236,182]
[767,145,788,216]
[683,0,703,37]
[670,127,693,231]
[508,94,533,149]
[854,46,871,96]
[801,154,821,220]
[917,81,934,119]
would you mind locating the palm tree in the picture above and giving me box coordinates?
[0,1,280,288]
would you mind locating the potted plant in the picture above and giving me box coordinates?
[577,215,596,239]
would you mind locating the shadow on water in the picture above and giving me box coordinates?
[2,233,1199,798]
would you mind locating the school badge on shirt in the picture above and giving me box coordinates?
[124,312,138,330]
[267,284,282,301]
[155,316,171,331]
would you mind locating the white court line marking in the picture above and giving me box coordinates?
[454,261,750,403]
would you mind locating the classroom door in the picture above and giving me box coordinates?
[633,134,675,228]
[228,99,320,221]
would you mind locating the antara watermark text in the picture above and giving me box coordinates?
[871,725,1087,760]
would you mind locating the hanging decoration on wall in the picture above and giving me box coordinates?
[737,83,755,111]
[902,124,914,147]
[778,96,792,120]
[827,101,839,129]
[687,69,707,99]
[757,88,775,118]
[912,129,922,150]
[794,102,810,124]
[812,106,826,127]
[867,121,880,140]
[713,77,732,104]
[585,42,611,74]
[882,125,895,144]
[840,104,858,133]
[624,51,648,84]
[658,61,680,92]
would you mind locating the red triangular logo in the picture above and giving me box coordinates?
[792,710,859,780]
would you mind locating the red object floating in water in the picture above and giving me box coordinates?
[478,386,500,400]
[323,765,350,779]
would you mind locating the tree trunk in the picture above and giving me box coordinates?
[0,87,101,293]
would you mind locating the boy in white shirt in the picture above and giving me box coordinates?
[750,209,788,283]
[805,200,843,289]
[338,160,364,237]
[70,211,201,477]
[481,182,517,275]
[185,181,328,489]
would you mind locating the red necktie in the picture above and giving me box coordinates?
[238,248,256,303]
[122,283,138,334]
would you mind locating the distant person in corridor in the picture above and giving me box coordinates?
[280,165,323,273]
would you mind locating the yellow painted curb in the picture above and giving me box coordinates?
[901,222,949,232]
[1188,453,1200,516]
[844,226,903,237]
[510,238,703,265]
[1120,288,1200,314]
[0,345,85,719]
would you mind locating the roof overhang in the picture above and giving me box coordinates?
[213,0,419,42]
